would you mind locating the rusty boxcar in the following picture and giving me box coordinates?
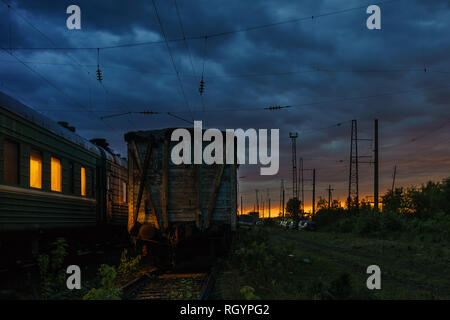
[124,129,237,263]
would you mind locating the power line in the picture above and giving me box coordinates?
[172,0,206,113]
[1,0,104,89]
[173,0,196,76]
[151,0,193,120]
[2,59,448,77]
[100,110,193,125]
[92,83,450,117]
[381,118,450,150]
[0,0,124,130]
[5,0,401,51]
[0,47,115,131]
[98,104,291,119]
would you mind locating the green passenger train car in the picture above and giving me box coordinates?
[0,91,128,263]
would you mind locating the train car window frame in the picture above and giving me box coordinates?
[90,167,95,198]
[50,156,62,192]
[3,139,20,185]
[29,150,43,189]
[81,166,86,196]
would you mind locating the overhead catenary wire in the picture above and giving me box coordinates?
[88,82,450,118]
[151,0,194,121]
[99,110,193,125]
[0,0,126,130]
[5,0,402,51]
[2,59,448,77]
[0,47,116,133]
[381,118,450,150]
[0,0,107,92]
[172,0,206,113]
[173,0,196,75]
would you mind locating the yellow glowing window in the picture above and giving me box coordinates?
[29,150,42,189]
[51,157,62,192]
[81,166,86,196]
[121,181,127,203]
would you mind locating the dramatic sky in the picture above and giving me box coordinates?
[1,0,449,214]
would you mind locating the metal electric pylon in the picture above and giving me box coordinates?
[348,120,359,211]
[289,132,298,199]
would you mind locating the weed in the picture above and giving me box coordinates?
[83,264,122,300]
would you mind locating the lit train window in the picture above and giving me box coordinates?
[30,150,42,189]
[81,166,86,196]
[122,181,127,203]
[3,139,19,185]
[51,157,62,192]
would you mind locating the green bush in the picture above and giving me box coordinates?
[83,265,122,300]
[37,238,69,299]
[117,249,142,276]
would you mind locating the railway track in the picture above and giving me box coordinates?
[121,266,218,300]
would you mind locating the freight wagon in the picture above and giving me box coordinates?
[125,129,237,265]
[0,91,128,265]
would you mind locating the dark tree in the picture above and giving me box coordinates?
[286,198,302,223]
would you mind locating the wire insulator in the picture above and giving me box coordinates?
[198,77,205,95]
[96,67,103,82]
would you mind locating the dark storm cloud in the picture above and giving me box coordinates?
[0,0,449,210]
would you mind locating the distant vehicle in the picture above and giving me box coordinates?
[248,211,260,220]
[238,215,256,229]
[256,220,263,226]
[298,220,317,231]
[283,221,295,229]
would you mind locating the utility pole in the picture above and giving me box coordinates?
[280,180,284,216]
[374,119,379,213]
[391,165,397,192]
[255,189,259,214]
[268,198,271,219]
[282,187,285,218]
[290,132,298,199]
[312,169,316,215]
[262,201,264,218]
[300,157,304,211]
[241,195,243,215]
[348,120,359,212]
[327,185,334,209]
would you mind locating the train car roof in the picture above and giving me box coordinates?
[96,145,128,167]
[0,91,101,156]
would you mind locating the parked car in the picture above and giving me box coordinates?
[298,220,317,231]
